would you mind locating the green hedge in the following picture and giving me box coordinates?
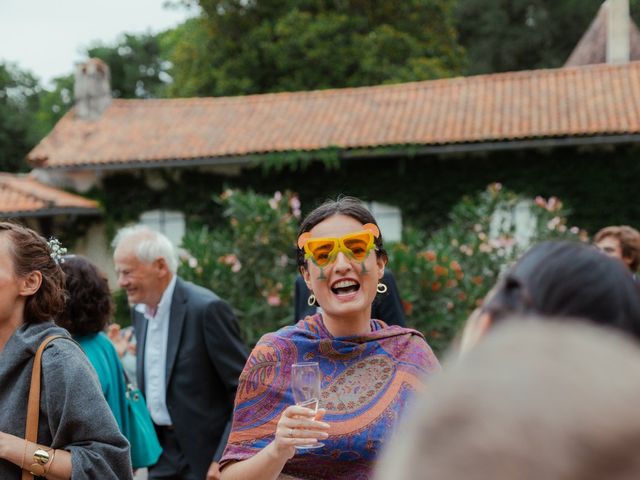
[98,144,640,238]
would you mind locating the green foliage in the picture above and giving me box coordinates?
[169,184,586,354]
[260,148,341,172]
[112,288,133,328]
[87,33,172,99]
[166,0,465,97]
[177,189,301,345]
[32,74,75,139]
[0,62,42,172]
[455,0,640,74]
[388,183,586,352]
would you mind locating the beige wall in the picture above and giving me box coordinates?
[72,222,118,287]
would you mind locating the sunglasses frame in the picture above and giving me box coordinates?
[297,223,380,267]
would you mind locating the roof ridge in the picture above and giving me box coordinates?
[108,61,640,109]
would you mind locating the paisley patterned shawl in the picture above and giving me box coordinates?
[220,314,440,479]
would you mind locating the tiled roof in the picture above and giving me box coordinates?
[0,174,99,217]
[565,2,640,66]
[28,61,640,170]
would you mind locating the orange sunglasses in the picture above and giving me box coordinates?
[297,223,380,267]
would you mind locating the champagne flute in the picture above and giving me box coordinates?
[291,362,324,449]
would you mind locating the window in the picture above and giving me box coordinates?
[490,199,537,249]
[366,201,402,243]
[139,210,186,246]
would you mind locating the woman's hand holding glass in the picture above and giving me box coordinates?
[269,362,329,459]
[272,405,329,459]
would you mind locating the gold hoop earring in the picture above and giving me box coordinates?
[307,294,317,306]
[376,283,388,294]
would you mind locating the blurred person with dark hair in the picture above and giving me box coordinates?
[0,223,131,479]
[460,240,640,352]
[594,225,640,274]
[374,320,640,480]
[56,255,130,438]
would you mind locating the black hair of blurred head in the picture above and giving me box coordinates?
[483,241,640,340]
[296,196,387,268]
[57,255,113,335]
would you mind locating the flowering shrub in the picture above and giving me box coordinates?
[178,189,301,345]
[387,183,587,353]
[177,185,586,353]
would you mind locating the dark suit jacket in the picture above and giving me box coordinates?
[133,277,247,479]
[293,270,406,327]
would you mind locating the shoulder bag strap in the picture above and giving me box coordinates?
[21,334,67,480]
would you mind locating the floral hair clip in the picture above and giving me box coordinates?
[47,238,67,265]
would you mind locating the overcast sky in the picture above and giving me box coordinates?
[0,0,197,87]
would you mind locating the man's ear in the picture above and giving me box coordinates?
[153,257,170,277]
[19,271,42,297]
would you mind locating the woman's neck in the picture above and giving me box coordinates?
[322,310,372,337]
[0,315,22,353]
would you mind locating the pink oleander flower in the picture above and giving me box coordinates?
[547,216,562,230]
[479,243,492,253]
[267,293,282,307]
[289,194,302,218]
[220,189,233,200]
[488,182,502,194]
[220,253,242,272]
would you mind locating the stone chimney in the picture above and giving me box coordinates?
[74,58,112,120]
[607,0,630,63]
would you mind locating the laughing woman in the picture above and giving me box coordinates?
[0,223,132,479]
[219,197,440,480]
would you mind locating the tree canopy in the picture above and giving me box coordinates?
[0,63,42,172]
[455,0,640,74]
[87,33,171,98]
[165,0,465,97]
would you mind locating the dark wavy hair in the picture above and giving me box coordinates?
[57,255,113,335]
[483,241,640,340]
[296,196,387,269]
[0,222,66,324]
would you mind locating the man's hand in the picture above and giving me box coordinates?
[206,461,221,480]
[107,323,133,358]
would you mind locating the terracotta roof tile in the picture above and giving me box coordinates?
[0,174,99,216]
[28,62,640,170]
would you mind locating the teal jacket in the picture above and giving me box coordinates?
[75,332,129,434]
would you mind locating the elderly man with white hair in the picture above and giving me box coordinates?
[112,225,247,480]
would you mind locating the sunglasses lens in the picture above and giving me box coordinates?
[343,233,372,260]
[307,239,337,266]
